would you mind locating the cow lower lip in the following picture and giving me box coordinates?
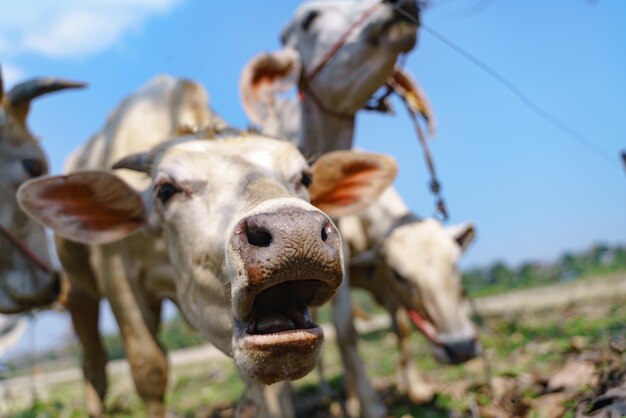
[240,326,323,350]
[239,279,325,347]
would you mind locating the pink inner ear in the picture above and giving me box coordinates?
[251,59,297,89]
[39,180,144,232]
[312,166,380,209]
[20,172,145,244]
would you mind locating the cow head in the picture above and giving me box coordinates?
[0,66,84,313]
[18,135,397,383]
[241,0,422,136]
[381,218,479,364]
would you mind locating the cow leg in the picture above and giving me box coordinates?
[239,381,295,418]
[69,287,107,417]
[100,246,168,418]
[313,308,332,399]
[56,238,107,418]
[332,241,386,418]
[390,306,433,403]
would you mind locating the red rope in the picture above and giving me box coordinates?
[407,309,443,347]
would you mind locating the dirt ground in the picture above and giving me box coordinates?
[200,298,626,418]
[3,277,625,418]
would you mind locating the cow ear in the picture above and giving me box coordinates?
[240,49,301,127]
[18,171,146,245]
[309,151,398,217]
[447,222,476,251]
[389,68,436,137]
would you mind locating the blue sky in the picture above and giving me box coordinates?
[2,0,625,354]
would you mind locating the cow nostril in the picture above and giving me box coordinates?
[321,226,328,242]
[52,272,62,297]
[247,228,273,247]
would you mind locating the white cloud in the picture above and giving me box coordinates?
[0,0,182,59]
[0,62,24,87]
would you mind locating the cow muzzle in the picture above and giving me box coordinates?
[2,270,61,313]
[229,206,343,383]
[381,0,419,52]
[435,337,481,365]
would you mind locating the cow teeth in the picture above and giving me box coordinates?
[255,313,296,334]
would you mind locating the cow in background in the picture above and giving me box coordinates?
[342,187,478,402]
[240,1,478,416]
[0,65,84,313]
[25,75,397,418]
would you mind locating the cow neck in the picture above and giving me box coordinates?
[298,97,355,159]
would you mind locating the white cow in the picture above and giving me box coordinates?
[241,0,423,159]
[342,187,478,401]
[0,65,84,313]
[240,1,477,417]
[19,75,397,418]
[51,75,221,418]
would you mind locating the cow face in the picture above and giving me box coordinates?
[382,219,479,364]
[0,68,84,313]
[18,135,397,384]
[241,0,421,127]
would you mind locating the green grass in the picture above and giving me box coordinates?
[5,294,626,417]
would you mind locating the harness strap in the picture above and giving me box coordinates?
[0,223,53,275]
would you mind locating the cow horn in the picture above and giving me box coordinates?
[111,153,152,174]
[7,78,86,107]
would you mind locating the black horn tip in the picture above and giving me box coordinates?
[7,77,88,106]
[111,153,152,174]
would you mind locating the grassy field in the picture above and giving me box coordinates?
[3,288,625,417]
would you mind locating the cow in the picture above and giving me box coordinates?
[240,0,423,159]
[239,1,478,416]
[0,65,84,313]
[18,75,397,418]
[342,187,478,402]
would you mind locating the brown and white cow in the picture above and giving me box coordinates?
[18,75,397,418]
[240,1,478,417]
[0,65,84,313]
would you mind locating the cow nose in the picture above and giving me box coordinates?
[442,338,479,364]
[384,0,420,21]
[232,207,343,288]
[50,271,62,299]
[242,209,337,250]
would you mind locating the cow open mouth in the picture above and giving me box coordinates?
[239,279,327,349]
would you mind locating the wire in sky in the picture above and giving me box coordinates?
[391,4,619,170]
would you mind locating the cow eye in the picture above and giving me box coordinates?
[301,171,313,188]
[301,10,320,31]
[155,182,180,205]
[391,268,409,284]
[22,159,45,178]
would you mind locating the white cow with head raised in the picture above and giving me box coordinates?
[0,65,84,313]
[19,75,397,418]
[240,1,478,417]
[241,0,423,159]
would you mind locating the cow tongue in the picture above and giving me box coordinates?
[255,312,296,334]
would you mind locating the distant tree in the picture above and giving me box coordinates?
[489,261,514,285]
